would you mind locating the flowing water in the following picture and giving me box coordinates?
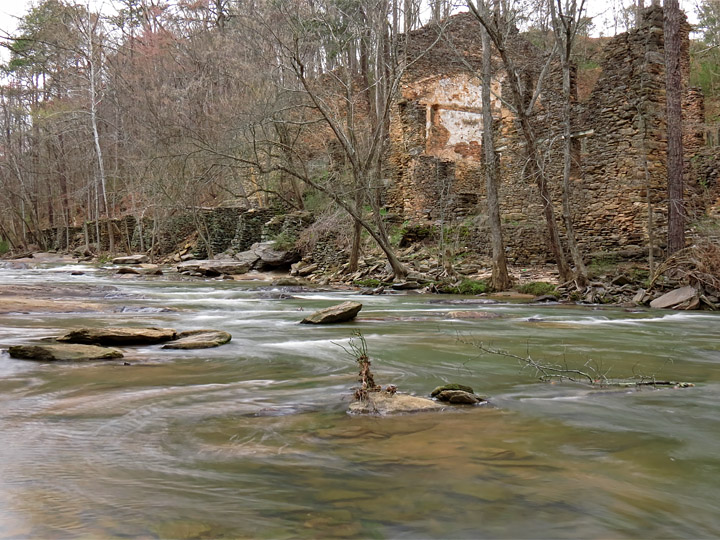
[0,263,719,539]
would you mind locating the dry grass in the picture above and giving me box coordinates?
[649,240,720,294]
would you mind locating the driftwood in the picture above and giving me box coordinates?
[468,340,694,389]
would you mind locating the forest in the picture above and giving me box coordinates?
[0,0,718,294]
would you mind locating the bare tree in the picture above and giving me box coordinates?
[479,2,510,290]
[242,0,411,279]
[467,0,572,282]
[549,0,588,286]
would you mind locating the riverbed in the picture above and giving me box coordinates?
[0,262,719,539]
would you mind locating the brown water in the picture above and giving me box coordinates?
[0,263,719,539]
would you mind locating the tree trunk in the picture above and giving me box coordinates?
[664,0,685,254]
[88,23,114,254]
[481,24,510,291]
[469,3,571,281]
[552,0,588,287]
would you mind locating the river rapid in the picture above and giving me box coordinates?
[0,262,718,539]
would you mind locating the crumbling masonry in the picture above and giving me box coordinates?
[389,6,708,264]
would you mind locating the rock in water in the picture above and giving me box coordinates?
[176,260,253,276]
[434,390,485,405]
[162,330,232,349]
[112,254,149,265]
[116,266,140,275]
[431,384,487,405]
[300,301,362,324]
[650,286,698,309]
[57,327,177,345]
[348,392,444,415]
[8,343,123,361]
[445,311,501,320]
[431,383,475,396]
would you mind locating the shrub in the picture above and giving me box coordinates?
[517,282,557,296]
[440,278,488,295]
[0,238,9,255]
[588,253,619,277]
[272,231,297,251]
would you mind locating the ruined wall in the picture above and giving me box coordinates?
[40,207,276,258]
[388,12,563,263]
[389,7,708,264]
[576,4,705,255]
[388,13,511,223]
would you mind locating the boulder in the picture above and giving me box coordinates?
[611,275,632,286]
[431,383,475,396]
[162,330,232,349]
[300,301,362,324]
[8,343,123,362]
[291,261,319,277]
[434,390,485,405]
[116,266,140,275]
[233,250,261,267]
[57,326,177,346]
[632,288,648,304]
[177,260,252,276]
[252,242,300,269]
[650,286,698,309]
[112,254,149,265]
[348,392,444,415]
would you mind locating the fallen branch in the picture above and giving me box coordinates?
[465,339,694,389]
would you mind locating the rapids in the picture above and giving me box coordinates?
[0,262,718,539]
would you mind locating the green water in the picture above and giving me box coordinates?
[0,264,719,539]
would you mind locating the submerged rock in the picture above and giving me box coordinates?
[445,311,501,320]
[8,343,123,362]
[162,330,232,349]
[348,392,444,415]
[57,326,177,345]
[301,301,362,324]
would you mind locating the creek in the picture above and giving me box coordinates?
[0,262,719,539]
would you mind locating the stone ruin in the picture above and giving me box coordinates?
[388,6,710,264]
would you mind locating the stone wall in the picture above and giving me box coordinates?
[39,207,284,258]
[389,7,709,264]
[575,5,705,254]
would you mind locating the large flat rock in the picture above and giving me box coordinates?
[0,297,108,314]
[112,254,149,265]
[57,327,177,345]
[348,392,444,415]
[301,301,362,324]
[8,343,123,362]
[650,286,698,309]
[162,330,232,349]
[177,260,253,276]
[0,283,119,314]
